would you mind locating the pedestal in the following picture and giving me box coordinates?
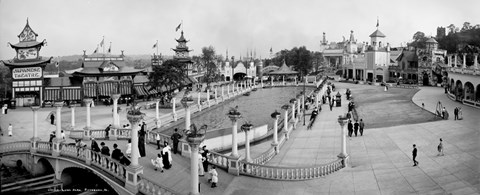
[30,137,40,153]
[109,128,118,141]
[187,136,204,195]
[124,165,144,194]
[52,138,65,157]
[227,156,241,176]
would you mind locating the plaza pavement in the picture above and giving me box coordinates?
[1,82,479,195]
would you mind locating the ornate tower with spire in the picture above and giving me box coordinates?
[172,31,194,74]
[2,19,52,107]
[365,18,390,83]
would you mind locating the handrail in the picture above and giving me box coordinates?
[238,158,344,180]
[138,174,177,195]
[0,141,30,153]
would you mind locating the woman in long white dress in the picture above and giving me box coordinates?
[151,153,163,172]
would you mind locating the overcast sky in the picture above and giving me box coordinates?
[1,0,479,60]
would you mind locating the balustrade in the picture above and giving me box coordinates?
[37,141,52,155]
[207,151,230,169]
[138,174,176,195]
[68,130,84,140]
[0,141,30,153]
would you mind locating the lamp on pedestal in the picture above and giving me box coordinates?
[226,106,242,175]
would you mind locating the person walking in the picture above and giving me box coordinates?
[171,128,183,154]
[347,120,353,137]
[354,120,359,137]
[454,107,458,120]
[412,144,419,166]
[8,124,13,137]
[198,152,205,176]
[111,143,122,161]
[359,119,365,136]
[155,133,161,150]
[91,138,101,162]
[61,130,66,139]
[162,142,172,169]
[105,124,111,139]
[437,138,444,156]
[50,113,55,125]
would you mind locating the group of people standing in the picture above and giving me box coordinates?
[347,119,365,137]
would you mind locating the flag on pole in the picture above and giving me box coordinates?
[376,17,379,27]
[100,37,104,47]
[108,42,111,53]
[175,23,182,32]
[152,42,157,49]
[94,45,99,53]
[270,47,272,52]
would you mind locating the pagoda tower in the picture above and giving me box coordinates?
[2,19,52,107]
[172,31,194,75]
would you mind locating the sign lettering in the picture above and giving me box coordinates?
[12,67,42,79]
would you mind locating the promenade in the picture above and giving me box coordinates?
[1,82,479,195]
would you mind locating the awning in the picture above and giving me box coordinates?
[134,85,149,96]
[83,82,97,97]
[44,87,60,101]
[119,80,132,95]
[156,85,169,93]
[62,87,82,100]
[98,82,118,96]
[145,86,158,95]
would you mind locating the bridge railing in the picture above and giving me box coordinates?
[207,151,230,170]
[37,141,52,155]
[0,141,30,153]
[138,174,176,195]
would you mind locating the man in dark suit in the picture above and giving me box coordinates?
[412,144,418,166]
[111,143,122,161]
[347,120,353,137]
[454,107,459,120]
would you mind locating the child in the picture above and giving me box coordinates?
[151,153,164,172]
[208,166,218,188]
[437,138,444,156]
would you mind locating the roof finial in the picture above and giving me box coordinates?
[27,17,29,25]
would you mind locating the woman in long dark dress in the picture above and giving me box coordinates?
[162,150,172,169]
[138,124,146,157]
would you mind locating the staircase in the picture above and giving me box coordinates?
[1,173,62,194]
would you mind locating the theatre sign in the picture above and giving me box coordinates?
[12,67,43,79]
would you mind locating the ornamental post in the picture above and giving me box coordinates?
[52,101,64,157]
[155,98,161,129]
[110,94,121,140]
[226,107,242,175]
[83,98,93,140]
[70,105,76,130]
[185,125,206,195]
[271,110,280,154]
[30,106,41,153]
[241,123,253,163]
[337,114,349,167]
[125,110,145,194]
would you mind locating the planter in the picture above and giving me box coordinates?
[127,114,145,124]
[186,134,205,144]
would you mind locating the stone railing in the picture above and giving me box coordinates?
[449,67,479,75]
[0,141,30,153]
[238,158,344,180]
[37,141,52,155]
[138,174,177,195]
[90,129,106,139]
[69,130,84,140]
[207,151,231,170]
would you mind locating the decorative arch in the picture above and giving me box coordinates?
[476,84,480,102]
[233,62,247,75]
[450,79,455,92]
[34,157,55,176]
[455,80,463,100]
[464,82,475,100]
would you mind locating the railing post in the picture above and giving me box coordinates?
[52,101,65,157]
[271,112,280,154]
[85,148,92,165]
[83,98,93,141]
[337,114,349,167]
[125,113,144,194]
[70,105,76,130]
[30,106,41,153]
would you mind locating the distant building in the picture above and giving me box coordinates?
[2,19,52,107]
[436,27,446,39]
[417,37,448,86]
[172,31,194,76]
[220,55,258,81]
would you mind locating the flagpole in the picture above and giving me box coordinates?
[102,36,105,54]
[156,40,159,56]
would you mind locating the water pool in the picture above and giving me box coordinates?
[167,86,311,133]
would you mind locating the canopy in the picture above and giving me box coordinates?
[268,60,298,75]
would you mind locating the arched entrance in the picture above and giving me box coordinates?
[423,72,429,86]
[61,167,117,194]
[464,82,474,101]
[450,79,455,92]
[35,158,55,176]
[233,72,246,81]
[455,80,463,101]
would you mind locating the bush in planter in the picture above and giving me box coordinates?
[184,124,207,141]
[227,105,241,115]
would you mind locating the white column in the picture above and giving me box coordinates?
[227,84,230,96]
[32,106,40,139]
[315,93,319,108]
[189,143,200,195]
[172,98,177,121]
[70,105,75,129]
[271,76,273,86]
[282,76,285,85]
[454,55,458,67]
[155,100,160,128]
[294,77,297,86]
[463,53,467,68]
[185,106,191,131]
[129,119,141,166]
[474,54,479,69]
[291,102,296,121]
[55,103,62,139]
[197,92,201,108]
[84,99,92,129]
[272,117,279,145]
[338,118,348,157]
[229,116,240,157]
[206,89,210,106]
[244,130,251,162]
[112,94,120,128]
[283,107,289,133]
[296,97,301,118]
[221,86,224,97]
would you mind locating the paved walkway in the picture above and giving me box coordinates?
[1,83,479,195]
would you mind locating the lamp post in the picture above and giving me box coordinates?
[241,122,253,163]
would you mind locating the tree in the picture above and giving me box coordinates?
[461,22,472,32]
[148,59,186,93]
[201,46,220,89]
[447,24,456,35]
[408,31,428,49]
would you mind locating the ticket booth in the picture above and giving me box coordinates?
[335,92,342,107]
